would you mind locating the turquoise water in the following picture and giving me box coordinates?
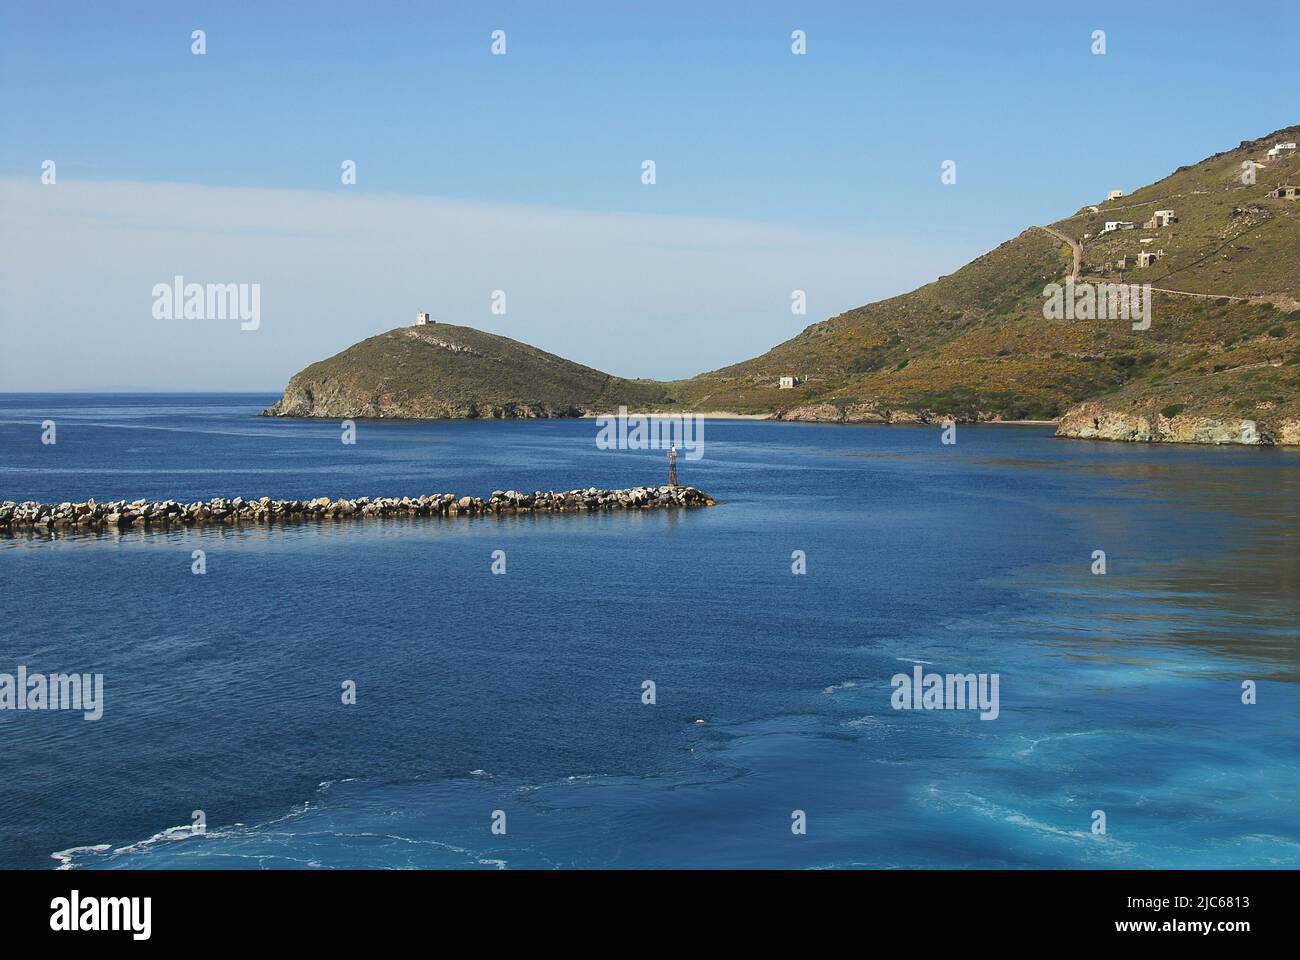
[0,394,1296,869]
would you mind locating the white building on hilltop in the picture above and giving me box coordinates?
[415,311,433,325]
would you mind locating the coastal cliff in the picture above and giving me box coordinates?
[1056,401,1300,445]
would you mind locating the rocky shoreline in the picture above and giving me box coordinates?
[774,403,942,424]
[774,400,1300,445]
[262,392,592,420]
[0,486,716,531]
[1055,402,1300,446]
[772,403,1058,426]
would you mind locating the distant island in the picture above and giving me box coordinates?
[264,127,1300,445]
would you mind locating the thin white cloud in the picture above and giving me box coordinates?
[0,178,978,391]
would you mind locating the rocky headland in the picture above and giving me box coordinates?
[261,323,674,421]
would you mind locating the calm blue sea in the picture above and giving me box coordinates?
[0,393,1296,869]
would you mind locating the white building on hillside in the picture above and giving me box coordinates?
[779,376,800,389]
[1107,189,1124,201]
[415,311,433,325]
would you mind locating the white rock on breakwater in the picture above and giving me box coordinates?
[0,486,716,530]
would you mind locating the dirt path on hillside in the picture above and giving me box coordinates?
[1034,224,1294,307]
[1033,225,1082,281]
[1146,287,1298,308]
[1093,194,1183,212]
[1147,287,1251,301]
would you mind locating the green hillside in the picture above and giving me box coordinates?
[263,323,671,419]
[265,127,1300,441]
[667,125,1300,431]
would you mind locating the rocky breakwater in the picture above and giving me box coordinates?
[0,486,716,532]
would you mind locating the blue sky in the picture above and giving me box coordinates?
[1,1,1295,390]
